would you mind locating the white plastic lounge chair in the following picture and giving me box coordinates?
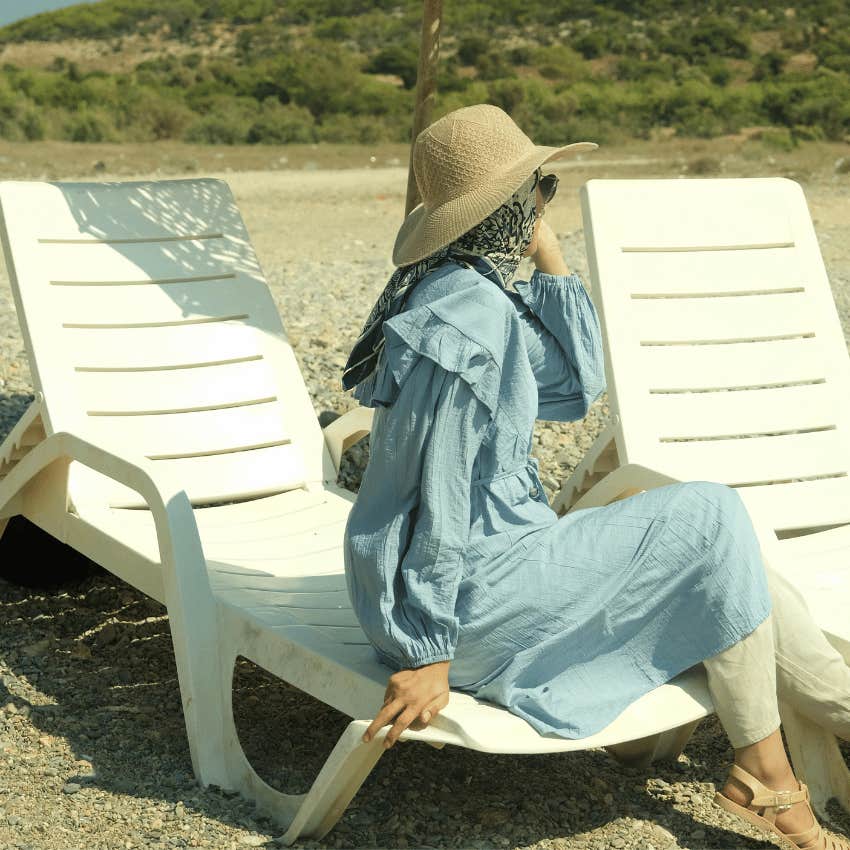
[0,177,757,842]
[554,177,850,820]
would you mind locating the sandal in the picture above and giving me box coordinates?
[714,763,850,850]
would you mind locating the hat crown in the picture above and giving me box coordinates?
[414,104,535,209]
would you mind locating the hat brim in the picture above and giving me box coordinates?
[392,141,598,267]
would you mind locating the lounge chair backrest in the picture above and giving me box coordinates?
[0,178,330,509]
[582,177,850,535]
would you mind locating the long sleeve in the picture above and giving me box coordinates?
[344,354,492,672]
[505,268,606,422]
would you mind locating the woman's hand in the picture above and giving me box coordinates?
[362,660,451,749]
[533,219,570,276]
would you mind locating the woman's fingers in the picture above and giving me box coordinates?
[362,697,404,743]
[363,698,437,745]
[365,669,452,744]
[410,692,449,730]
[384,705,422,748]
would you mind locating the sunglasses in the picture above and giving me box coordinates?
[534,170,559,213]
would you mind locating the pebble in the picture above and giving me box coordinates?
[650,824,677,845]
[62,782,81,795]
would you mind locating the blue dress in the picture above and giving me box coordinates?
[343,256,772,739]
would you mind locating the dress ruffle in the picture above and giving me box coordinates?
[353,283,513,422]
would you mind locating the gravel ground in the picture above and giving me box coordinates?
[0,160,848,850]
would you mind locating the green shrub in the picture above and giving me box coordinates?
[759,127,797,151]
[184,113,245,143]
[314,16,355,41]
[508,46,534,66]
[65,107,117,142]
[531,45,585,83]
[138,97,196,140]
[184,96,258,143]
[20,108,45,140]
[434,81,491,117]
[572,30,608,60]
[457,35,489,66]
[366,44,419,89]
[705,59,731,87]
[791,123,825,142]
[246,101,316,143]
[315,112,393,143]
[752,50,786,81]
[615,56,679,81]
[485,77,561,132]
[666,15,750,61]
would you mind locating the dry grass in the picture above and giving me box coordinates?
[0,136,847,183]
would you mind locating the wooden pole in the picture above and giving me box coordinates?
[405,0,443,217]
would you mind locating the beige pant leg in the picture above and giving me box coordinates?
[701,609,782,749]
[700,551,850,750]
[764,560,850,742]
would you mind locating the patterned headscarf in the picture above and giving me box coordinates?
[341,168,541,392]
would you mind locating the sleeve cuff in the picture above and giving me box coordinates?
[518,268,586,291]
[375,645,454,671]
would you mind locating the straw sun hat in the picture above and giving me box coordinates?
[392,103,598,266]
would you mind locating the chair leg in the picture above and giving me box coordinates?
[277,720,388,844]
[182,648,387,845]
[605,719,701,768]
[779,698,850,825]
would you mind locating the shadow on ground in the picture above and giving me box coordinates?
[4,552,848,848]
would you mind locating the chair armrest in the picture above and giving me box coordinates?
[1,431,229,760]
[567,463,681,512]
[323,407,374,474]
[0,431,209,595]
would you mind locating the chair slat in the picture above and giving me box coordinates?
[600,178,794,248]
[648,383,839,439]
[639,337,826,391]
[69,443,307,508]
[653,429,846,485]
[631,291,815,344]
[54,275,277,327]
[77,359,280,413]
[625,247,803,295]
[737,478,850,534]
[14,177,237,240]
[37,237,252,284]
[83,400,290,458]
[66,322,263,370]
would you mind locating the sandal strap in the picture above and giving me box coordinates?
[785,821,823,847]
[750,786,809,810]
[727,764,809,812]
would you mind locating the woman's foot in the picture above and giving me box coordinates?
[721,768,816,841]
[716,763,850,849]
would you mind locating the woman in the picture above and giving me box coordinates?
[341,103,850,850]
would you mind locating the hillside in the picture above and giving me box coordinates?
[0,0,847,146]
